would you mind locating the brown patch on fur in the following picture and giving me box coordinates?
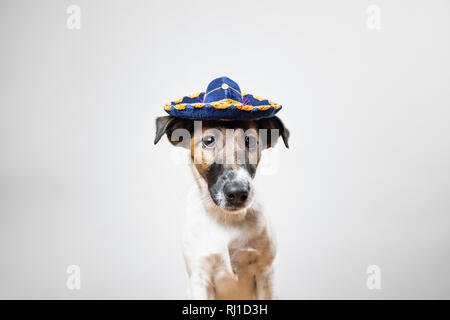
[200,254,224,279]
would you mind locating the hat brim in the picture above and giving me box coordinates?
[163,93,281,120]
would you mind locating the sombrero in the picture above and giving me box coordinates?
[163,77,282,120]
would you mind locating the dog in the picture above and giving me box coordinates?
[154,115,289,299]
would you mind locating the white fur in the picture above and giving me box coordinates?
[182,164,276,300]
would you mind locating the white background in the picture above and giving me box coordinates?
[0,0,449,299]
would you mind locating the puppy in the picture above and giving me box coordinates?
[155,116,289,299]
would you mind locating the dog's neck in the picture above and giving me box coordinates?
[189,163,255,225]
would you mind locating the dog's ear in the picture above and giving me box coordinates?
[154,116,193,148]
[258,116,290,149]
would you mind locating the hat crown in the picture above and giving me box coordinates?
[203,76,242,104]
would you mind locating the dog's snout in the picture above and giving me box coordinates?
[223,181,249,207]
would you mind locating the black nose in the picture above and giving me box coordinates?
[223,181,249,207]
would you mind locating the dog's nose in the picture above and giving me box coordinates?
[223,181,249,207]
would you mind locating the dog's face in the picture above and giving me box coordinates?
[155,116,289,212]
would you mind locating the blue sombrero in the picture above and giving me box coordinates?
[163,77,282,120]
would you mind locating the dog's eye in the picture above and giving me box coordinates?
[245,136,258,150]
[202,136,216,148]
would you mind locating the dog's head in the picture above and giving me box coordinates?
[154,116,289,212]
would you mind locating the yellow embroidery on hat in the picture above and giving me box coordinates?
[165,96,280,113]
[236,104,255,111]
[210,102,229,109]
[174,103,187,110]
[203,86,220,98]
[209,99,240,109]
[187,92,202,98]
[204,85,242,99]
[220,99,241,105]
[252,95,266,101]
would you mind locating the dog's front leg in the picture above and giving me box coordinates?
[189,272,215,300]
[255,267,274,300]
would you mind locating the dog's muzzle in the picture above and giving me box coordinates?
[223,180,250,208]
[208,167,253,211]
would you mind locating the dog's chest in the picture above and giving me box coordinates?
[183,207,270,280]
[191,223,266,299]
[183,186,274,299]
[227,238,263,273]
